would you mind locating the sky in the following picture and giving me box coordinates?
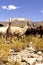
[0,0,43,21]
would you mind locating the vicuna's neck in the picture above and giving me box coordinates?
[23,24,28,33]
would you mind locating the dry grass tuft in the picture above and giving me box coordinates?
[0,35,43,65]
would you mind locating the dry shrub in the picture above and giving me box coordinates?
[0,35,43,65]
[28,36,43,51]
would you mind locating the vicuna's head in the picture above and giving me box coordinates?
[24,22,29,30]
[8,18,12,26]
[27,21,32,27]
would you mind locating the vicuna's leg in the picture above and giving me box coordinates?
[4,34,10,43]
[10,34,13,43]
[18,35,24,41]
[40,34,42,38]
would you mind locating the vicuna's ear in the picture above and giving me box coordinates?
[9,18,12,22]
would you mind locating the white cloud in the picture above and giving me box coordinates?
[7,5,18,10]
[41,10,43,13]
[1,6,7,9]
[1,5,18,10]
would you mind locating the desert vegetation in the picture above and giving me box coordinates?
[0,35,43,65]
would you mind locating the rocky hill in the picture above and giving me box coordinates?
[0,18,32,27]
[0,18,43,27]
[33,21,43,27]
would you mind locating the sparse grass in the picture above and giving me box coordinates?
[28,36,43,51]
[0,35,43,54]
[0,35,43,65]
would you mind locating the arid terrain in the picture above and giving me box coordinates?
[0,18,43,65]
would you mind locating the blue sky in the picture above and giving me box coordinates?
[0,0,43,21]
